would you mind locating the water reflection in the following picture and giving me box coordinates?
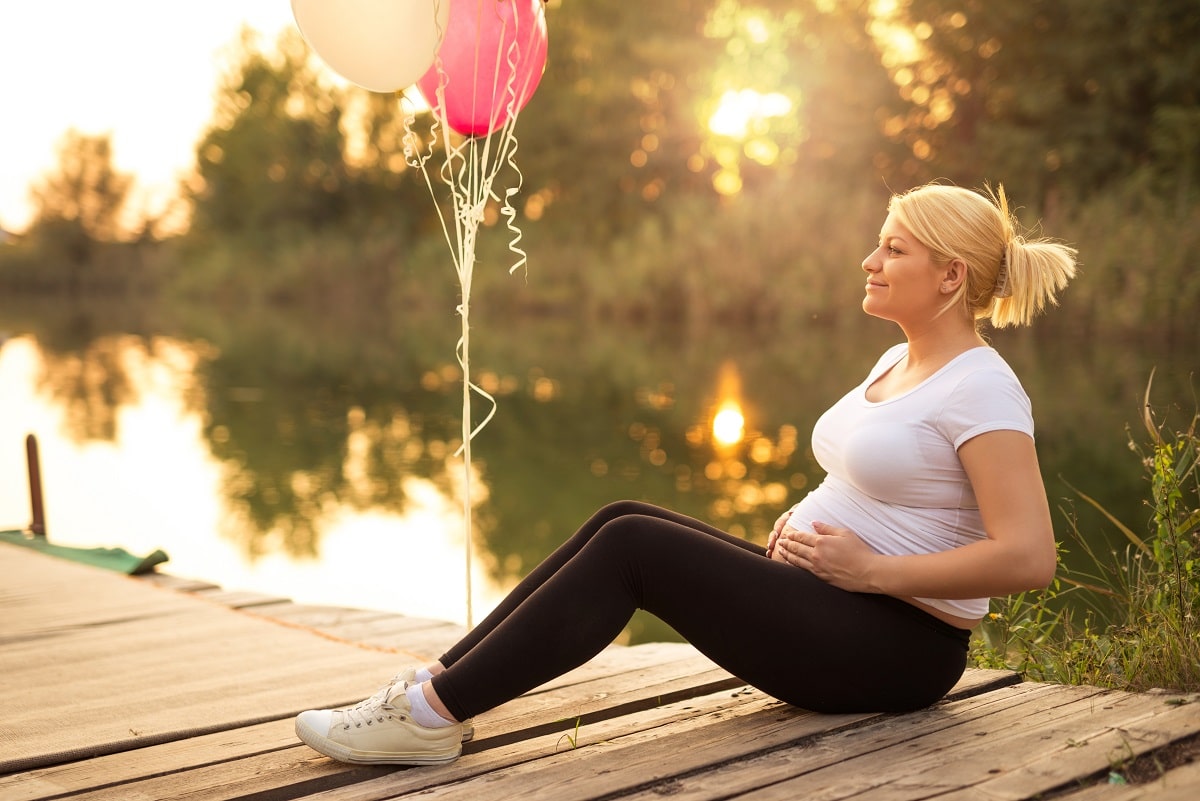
[0,333,509,625]
[2,306,1196,644]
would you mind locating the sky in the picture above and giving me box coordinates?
[0,1,300,233]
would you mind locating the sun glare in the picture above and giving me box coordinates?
[708,89,793,140]
[868,0,925,69]
[712,401,746,448]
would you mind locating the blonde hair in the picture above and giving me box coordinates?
[888,183,1078,328]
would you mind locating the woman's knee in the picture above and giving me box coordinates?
[563,502,657,554]
[589,514,683,568]
[590,500,661,526]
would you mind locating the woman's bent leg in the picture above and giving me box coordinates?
[437,501,759,668]
[432,513,967,721]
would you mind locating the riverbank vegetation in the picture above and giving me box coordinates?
[972,387,1199,693]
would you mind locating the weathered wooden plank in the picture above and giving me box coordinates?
[942,667,1022,700]
[298,613,467,641]
[345,624,469,659]
[465,659,742,749]
[723,685,1185,800]
[243,605,469,661]
[0,548,405,775]
[924,691,1200,801]
[0,719,299,801]
[58,744,373,801]
[190,588,293,609]
[247,604,402,629]
[608,682,1067,801]
[136,573,222,593]
[1055,755,1200,800]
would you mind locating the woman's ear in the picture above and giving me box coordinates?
[941,258,968,293]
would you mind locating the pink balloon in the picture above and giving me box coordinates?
[417,0,548,136]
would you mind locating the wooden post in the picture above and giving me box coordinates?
[26,433,46,537]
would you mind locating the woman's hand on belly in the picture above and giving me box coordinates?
[770,521,880,593]
[765,508,794,559]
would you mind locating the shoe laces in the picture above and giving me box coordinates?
[339,676,410,729]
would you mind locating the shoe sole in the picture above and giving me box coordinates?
[295,718,461,766]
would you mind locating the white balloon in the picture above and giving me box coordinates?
[291,0,450,93]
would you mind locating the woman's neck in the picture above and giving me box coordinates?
[901,320,985,368]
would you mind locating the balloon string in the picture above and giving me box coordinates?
[494,4,529,276]
[396,1,535,628]
[454,336,498,452]
[497,133,528,276]
[403,88,478,628]
[452,131,478,630]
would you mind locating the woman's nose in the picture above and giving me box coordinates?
[862,247,880,272]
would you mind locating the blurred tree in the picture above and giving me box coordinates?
[509,0,724,243]
[18,131,137,294]
[874,0,1200,207]
[345,90,434,228]
[28,130,132,244]
[183,27,456,306]
[188,27,352,243]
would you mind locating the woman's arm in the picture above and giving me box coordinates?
[772,429,1058,599]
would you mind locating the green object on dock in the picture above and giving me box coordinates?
[0,530,168,575]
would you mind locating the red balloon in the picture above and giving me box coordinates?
[417,0,548,137]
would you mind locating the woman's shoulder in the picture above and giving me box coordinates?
[954,346,1023,384]
[940,348,1033,427]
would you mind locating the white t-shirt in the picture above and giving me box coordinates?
[787,343,1035,620]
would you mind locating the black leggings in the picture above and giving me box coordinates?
[432,501,969,719]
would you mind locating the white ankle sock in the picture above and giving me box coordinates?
[405,682,456,728]
[415,667,434,683]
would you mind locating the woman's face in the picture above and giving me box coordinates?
[860,212,945,327]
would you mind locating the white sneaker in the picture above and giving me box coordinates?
[295,677,463,765]
[352,666,475,741]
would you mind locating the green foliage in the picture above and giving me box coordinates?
[887,0,1200,204]
[188,27,355,244]
[971,382,1200,692]
[474,175,884,328]
[1050,177,1200,333]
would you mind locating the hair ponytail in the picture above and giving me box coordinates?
[987,186,1078,328]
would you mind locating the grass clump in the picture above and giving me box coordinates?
[971,375,1200,692]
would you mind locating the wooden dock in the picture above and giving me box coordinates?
[2,541,1199,800]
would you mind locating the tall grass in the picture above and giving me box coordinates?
[971,375,1200,692]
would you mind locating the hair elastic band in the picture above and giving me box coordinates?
[993,251,1012,298]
